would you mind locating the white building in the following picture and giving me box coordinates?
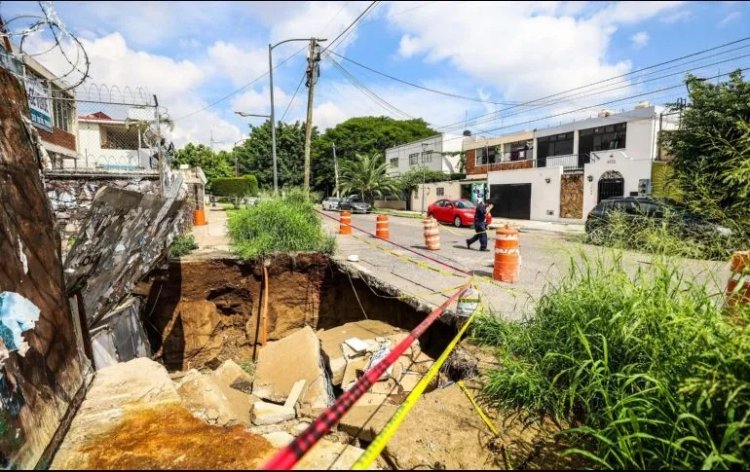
[385,133,463,177]
[77,111,156,172]
[463,104,679,222]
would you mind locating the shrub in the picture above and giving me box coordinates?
[472,254,750,469]
[212,176,259,199]
[169,234,198,257]
[227,189,336,259]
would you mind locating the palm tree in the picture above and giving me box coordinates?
[339,152,400,203]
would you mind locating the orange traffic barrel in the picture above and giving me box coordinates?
[423,216,440,250]
[725,251,750,308]
[339,211,352,235]
[493,225,519,283]
[376,214,390,240]
[193,209,207,226]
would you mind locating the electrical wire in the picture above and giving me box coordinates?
[321,1,379,54]
[280,71,306,122]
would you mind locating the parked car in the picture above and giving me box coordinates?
[339,195,371,214]
[585,196,733,240]
[427,199,492,227]
[322,196,341,211]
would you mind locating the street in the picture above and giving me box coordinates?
[323,210,729,320]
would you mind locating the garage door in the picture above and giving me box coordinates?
[489,184,531,220]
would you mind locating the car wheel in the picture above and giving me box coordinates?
[454,216,462,228]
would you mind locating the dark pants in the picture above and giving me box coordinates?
[467,222,488,250]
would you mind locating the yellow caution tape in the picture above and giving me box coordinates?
[456,380,499,437]
[351,309,480,470]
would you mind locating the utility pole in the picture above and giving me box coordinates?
[303,38,323,192]
[332,142,339,198]
[154,94,164,198]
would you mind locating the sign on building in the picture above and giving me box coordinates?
[25,75,53,131]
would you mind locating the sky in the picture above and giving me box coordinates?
[1,1,749,150]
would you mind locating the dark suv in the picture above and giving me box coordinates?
[585,196,733,241]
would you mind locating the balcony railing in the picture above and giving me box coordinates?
[474,150,533,169]
[537,153,590,172]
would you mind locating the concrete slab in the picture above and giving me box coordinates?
[211,359,254,394]
[251,401,296,426]
[295,439,373,470]
[253,326,333,411]
[177,369,254,426]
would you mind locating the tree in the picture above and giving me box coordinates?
[173,143,234,191]
[339,152,400,202]
[233,120,315,190]
[662,70,750,229]
[312,116,437,196]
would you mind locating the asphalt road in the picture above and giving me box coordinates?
[321,210,729,321]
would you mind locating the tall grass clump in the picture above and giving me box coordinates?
[473,254,750,469]
[227,189,336,259]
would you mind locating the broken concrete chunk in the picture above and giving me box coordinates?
[341,356,369,392]
[251,400,295,426]
[284,379,307,409]
[253,326,333,411]
[211,359,254,394]
[295,439,374,470]
[262,431,295,448]
[177,369,252,426]
[343,337,369,354]
[367,344,392,382]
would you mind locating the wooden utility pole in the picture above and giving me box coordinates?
[303,38,320,192]
[332,142,339,198]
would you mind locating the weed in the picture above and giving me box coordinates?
[472,253,750,469]
[227,189,336,259]
[169,234,198,257]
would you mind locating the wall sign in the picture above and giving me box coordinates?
[25,76,53,131]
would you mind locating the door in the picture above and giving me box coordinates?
[489,184,532,220]
[597,171,624,203]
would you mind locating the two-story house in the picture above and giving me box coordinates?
[462,104,679,222]
[385,133,463,177]
[77,110,156,172]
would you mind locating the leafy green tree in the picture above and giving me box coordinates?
[173,143,234,191]
[662,70,750,229]
[339,152,400,202]
[233,120,315,190]
[312,116,437,195]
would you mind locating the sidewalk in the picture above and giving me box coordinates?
[374,208,584,234]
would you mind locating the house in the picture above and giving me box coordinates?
[2,43,78,168]
[385,133,463,177]
[459,103,679,222]
[77,110,156,172]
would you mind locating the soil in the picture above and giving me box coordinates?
[78,404,275,469]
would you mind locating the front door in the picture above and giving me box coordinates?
[597,171,625,203]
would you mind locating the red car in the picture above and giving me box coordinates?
[427,199,492,227]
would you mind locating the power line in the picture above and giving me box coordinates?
[280,71,307,122]
[327,50,561,106]
[435,35,750,131]
[321,1,379,54]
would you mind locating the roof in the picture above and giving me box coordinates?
[79,111,113,121]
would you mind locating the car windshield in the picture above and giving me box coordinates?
[455,200,476,209]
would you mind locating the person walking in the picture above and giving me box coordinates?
[466,200,493,251]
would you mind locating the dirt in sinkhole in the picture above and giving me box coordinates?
[78,404,274,470]
[130,253,582,470]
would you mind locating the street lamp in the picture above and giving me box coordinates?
[268,38,326,195]
[233,111,270,177]
[231,137,250,177]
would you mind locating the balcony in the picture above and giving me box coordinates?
[537,153,590,172]
[474,150,533,172]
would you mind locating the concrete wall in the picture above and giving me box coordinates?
[0,67,90,469]
[373,199,407,210]
[487,166,563,221]
[45,174,160,256]
[411,181,463,213]
[385,134,462,177]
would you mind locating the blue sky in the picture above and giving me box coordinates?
[1,1,749,149]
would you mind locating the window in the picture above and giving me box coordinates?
[579,123,626,156]
[537,132,574,159]
[506,141,532,161]
[389,157,399,167]
[475,146,499,166]
[101,126,139,150]
[51,89,74,132]
[421,151,432,164]
[409,153,419,166]
[436,187,444,196]
[455,200,475,209]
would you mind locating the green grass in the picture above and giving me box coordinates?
[472,253,750,469]
[227,189,336,260]
[587,210,742,261]
[169,234,198,257]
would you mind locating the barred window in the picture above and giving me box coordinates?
[409,153,419,165]
[51,90,74,132]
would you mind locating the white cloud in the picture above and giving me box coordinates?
[718,11,742,27]
[207,41,268,87]
[630,31,650,49]
[661,9,693,23]
[385,1,683,104]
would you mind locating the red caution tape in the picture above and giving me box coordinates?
[260,284,468,470]
[316,209,471,276]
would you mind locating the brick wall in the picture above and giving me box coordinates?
[37,127,76,152]
[466,148,534,175]
[559,173,584,219]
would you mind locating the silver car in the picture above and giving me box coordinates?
[322,197,341,211]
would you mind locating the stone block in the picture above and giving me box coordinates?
[251,401,296,426]
[211,359,254,394]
